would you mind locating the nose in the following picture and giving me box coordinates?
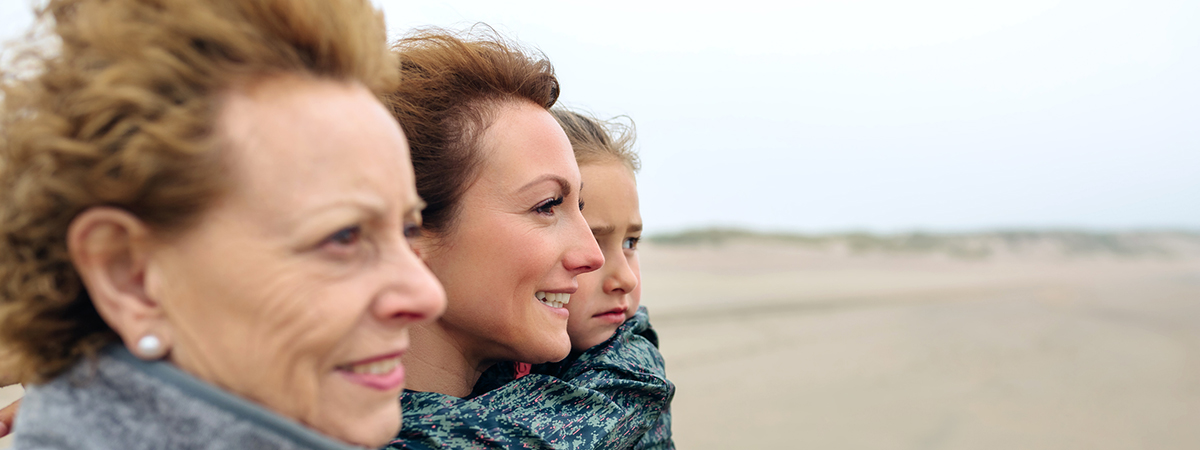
[563,213,604,275]
[602,252,639,295]
[373,241,447,323]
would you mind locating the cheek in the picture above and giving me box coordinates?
[222,278,372,415]
[433,224,536,328]
[163,245,363,385]
[577,267,605,299]
[628,283,642,315]
[258,280,363,356]
[565,275,599,324]
[627,256,642,316]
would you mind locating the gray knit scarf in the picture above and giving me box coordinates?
[12,346,368,450]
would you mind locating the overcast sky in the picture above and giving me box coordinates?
[4,0,1197,233]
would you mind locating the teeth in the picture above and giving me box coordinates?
[345,356,401,375]
[534,291,570,308]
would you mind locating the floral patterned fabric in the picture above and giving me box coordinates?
[389,307,674,449]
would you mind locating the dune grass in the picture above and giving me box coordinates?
[648,228,1200,258]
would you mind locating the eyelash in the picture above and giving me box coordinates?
[534,196,564,215]
[323,225,362,248]
[623,236,640,250]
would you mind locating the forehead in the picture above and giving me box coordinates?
[580,162,640,220]
[473,101,578,187]
[214,76,414,220]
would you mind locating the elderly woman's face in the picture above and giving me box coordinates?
[419,101,604,364]
[146,77,445,447]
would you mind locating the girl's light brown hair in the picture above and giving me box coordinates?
[0,0,397,383]
[384,28,559,234]
[551,108,640,174]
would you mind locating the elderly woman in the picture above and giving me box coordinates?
[383,31,674,449]
[0,0,444,449]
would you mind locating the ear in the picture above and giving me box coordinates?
[67,207,171,359]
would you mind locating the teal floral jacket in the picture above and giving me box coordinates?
[388,307,674,449]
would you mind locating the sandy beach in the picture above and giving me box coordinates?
[3,234,1199,449]
[643,236,1200,449]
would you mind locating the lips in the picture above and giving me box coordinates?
[594,306,627,324]
[336,353,406,391]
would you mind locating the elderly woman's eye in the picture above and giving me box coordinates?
[403,222,422,240]
[534,196,564,216]
[623,236,640,250]
[324,226,361,247]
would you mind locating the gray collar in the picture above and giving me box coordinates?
[15,346,373,450]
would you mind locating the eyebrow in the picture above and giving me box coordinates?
[405,198,428,217]
[591,223,643,236]
[518,174,572,198]
[281,196,389,239]
[591,224,616,236]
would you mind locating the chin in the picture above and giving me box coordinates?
[319,410,400,448]
[523,332,572,363]
[570,332,608,352]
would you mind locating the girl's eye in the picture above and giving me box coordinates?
[324,226,361,248]
[578,200,585,212]
[623,236,640,250]
[534,196,564,216]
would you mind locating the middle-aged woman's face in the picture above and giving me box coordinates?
[419,100,604,365]
[144,76,445,446]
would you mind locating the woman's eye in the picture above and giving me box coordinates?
[403,222,422,240]
[578,200,585,212]
[324,226,361,247]
[623,236,640,250]
[534,196,564,216]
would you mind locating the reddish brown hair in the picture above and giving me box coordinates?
[0,0,396,382]
[384,29,559,234]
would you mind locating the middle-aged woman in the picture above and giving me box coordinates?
[0,0,444,449]
[381,31,674,449]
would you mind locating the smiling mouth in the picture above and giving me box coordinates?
[535,291,571,308]
[338,355,403,375]
[336,354,406,391]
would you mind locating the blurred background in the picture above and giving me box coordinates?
[3,0,1199,448]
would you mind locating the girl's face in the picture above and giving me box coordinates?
[565,160,642,351]
[418,101,604,365]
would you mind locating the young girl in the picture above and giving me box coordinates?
[554,109,645,351]
[549,108,674,449]
[393,108,673,449]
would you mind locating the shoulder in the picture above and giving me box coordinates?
[396,380,621,450]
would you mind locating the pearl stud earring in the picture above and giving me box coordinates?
[136,334,166,360]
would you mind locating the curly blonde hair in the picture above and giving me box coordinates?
[551,108,640,173]
[0,0,397,383]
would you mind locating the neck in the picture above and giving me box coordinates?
[403,320,492,398]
